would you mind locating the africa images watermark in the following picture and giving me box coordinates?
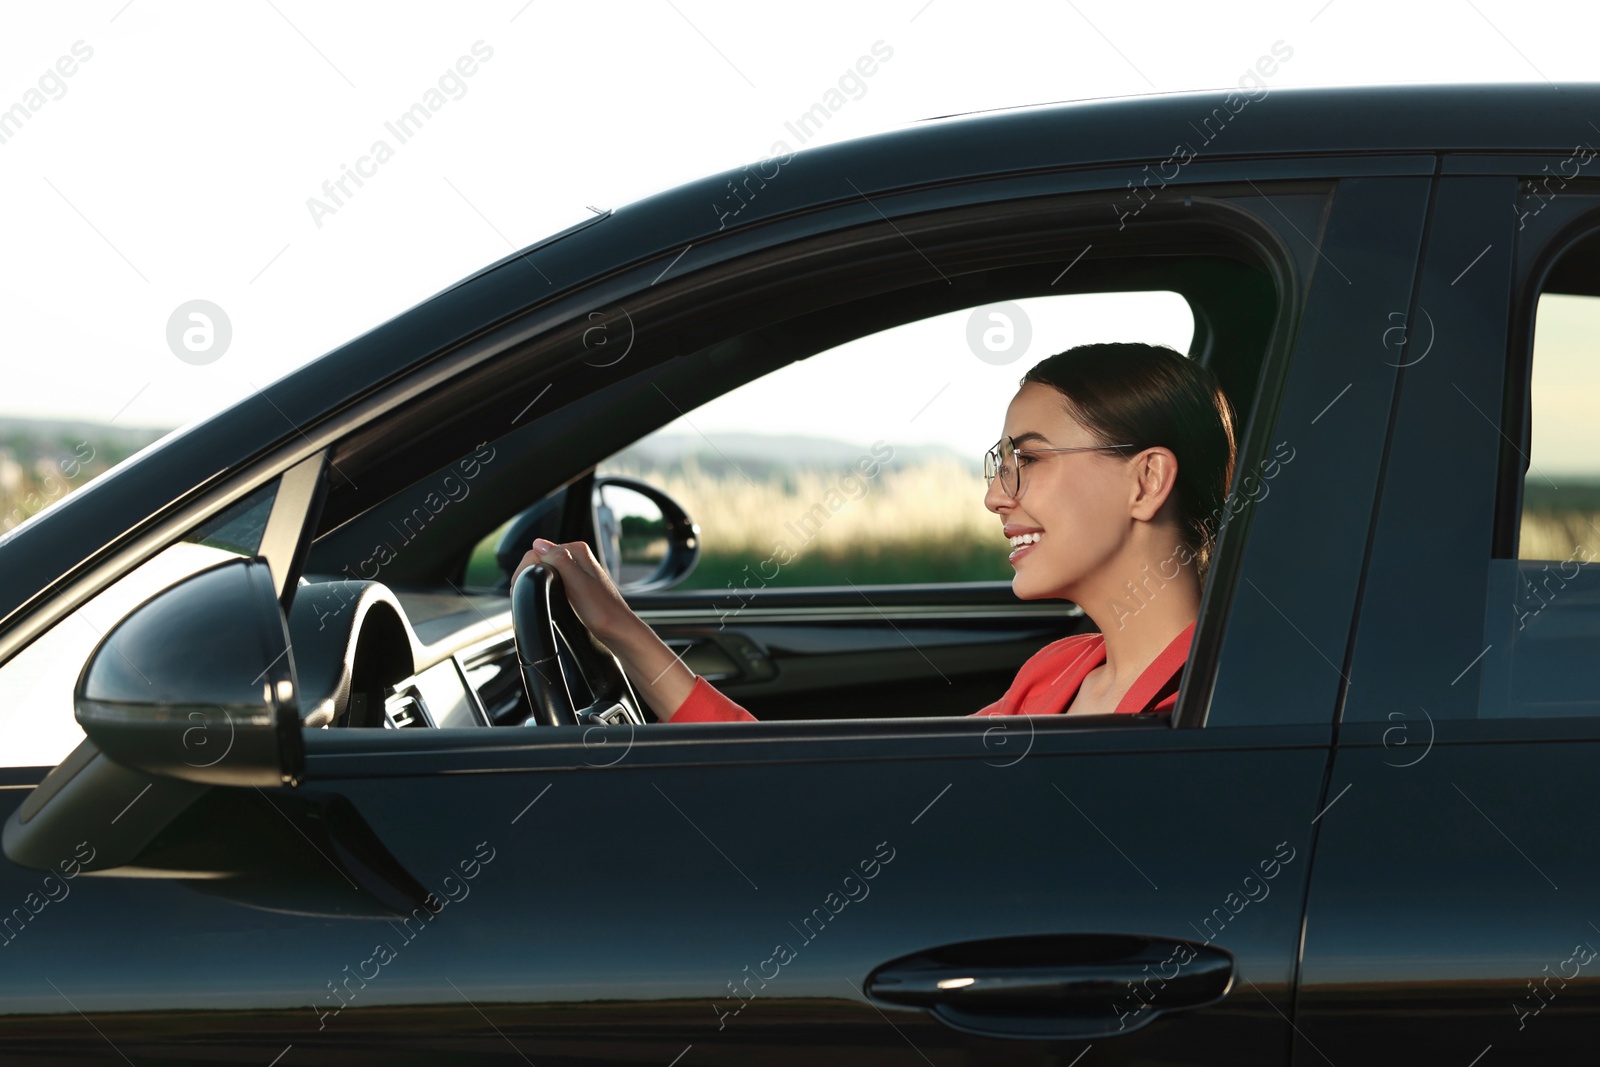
[1110,838,1297,1031]
[712,839,897,1030]
[1113,39,1294,230]
[712,39,894,231]
[312,441,497,629]
[1515,137,1600,231]
[1513,935,1597,1032]
[0,841,96,951]
[306,40,495,229]
[0,40,94,148]
[0,442,96,538]
[1108,439,1296,629]
[714,440,895,628]
[1513,541,1594,631]
[966,301,1032,366]
[166,300,233,366]
[312,839,496,1030]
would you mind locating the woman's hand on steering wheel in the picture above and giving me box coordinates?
[511,538,633,645]
[510,537,700,723]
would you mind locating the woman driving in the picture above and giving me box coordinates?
[512,341,1237,722]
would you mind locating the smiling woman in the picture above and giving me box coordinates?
[521,341,1236,723]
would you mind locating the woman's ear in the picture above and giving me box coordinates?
[1128,447,1179,521]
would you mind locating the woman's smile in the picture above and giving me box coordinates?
[1005,525,1043,564]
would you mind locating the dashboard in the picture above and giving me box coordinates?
[291,578,528,730]
[387,633,527,728]
[290,577,755,730]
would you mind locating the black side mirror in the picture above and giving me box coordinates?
[73,556,303,788]
[592,475,700,593]
[5,556,431,918]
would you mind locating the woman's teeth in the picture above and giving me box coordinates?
[1008,532,1041,548]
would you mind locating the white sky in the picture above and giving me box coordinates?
[686,291,1194,456]
[1530,294,1600,477]
[0,1,1594,455]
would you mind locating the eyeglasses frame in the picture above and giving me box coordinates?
[983,436,1136,498]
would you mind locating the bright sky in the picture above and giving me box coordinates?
[1530,294,1600,478]
[0,1,1593,456]
[683,291,1195,456]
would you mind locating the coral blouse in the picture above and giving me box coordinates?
[666,620,1196,722]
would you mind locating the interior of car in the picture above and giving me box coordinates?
[284,187,1292,734]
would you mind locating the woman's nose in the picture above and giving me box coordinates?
[984,476,1013,514]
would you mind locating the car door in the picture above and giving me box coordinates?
[1295,167,1600,1061]
[0,166,1426,1065]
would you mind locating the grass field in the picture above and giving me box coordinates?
[1520,510,1600,561]
[602,457,1013,589]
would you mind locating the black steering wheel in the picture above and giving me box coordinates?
[510,561,648,727]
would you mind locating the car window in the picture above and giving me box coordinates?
[318,181,1322,728]
[0,480,277,768]
[1479,290,1600,717]
[593,291,1194,591]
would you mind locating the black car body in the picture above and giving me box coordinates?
[3,82,1600,1064]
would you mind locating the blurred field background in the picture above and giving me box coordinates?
[604,461,1600,592]
[0,418,165,538]
[10,416,1597,588]
[1519,481,1600,562]
[596,454,1014,590]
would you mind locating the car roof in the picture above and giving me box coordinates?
[442,82,1597,299]
[905,81,1598,154]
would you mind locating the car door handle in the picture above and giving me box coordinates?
[864,933,1233,1041]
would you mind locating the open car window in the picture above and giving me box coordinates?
[594,291,1196,592]
[297,177,1348,731]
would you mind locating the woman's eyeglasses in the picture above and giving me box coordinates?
[983,436,1134,498]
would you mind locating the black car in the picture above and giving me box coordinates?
[4,82,1600,1065]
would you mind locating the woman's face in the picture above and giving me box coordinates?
[984,382,1138,601]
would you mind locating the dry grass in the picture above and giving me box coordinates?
[1520,510,1600,561]
[600,456,1001,561]
[596,456,1014,587]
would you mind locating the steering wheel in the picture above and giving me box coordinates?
[510,561,648,727]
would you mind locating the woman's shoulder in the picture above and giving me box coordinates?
[970,629,1106,717]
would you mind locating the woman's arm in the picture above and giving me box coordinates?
[591,608,700,721]
[510,538,753,722]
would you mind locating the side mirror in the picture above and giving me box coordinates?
[6,555,430,917]
[592,475,700,593]
[73,556,304,788]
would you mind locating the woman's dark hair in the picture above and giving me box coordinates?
[1020,342,1237,579]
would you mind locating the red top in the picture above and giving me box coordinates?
[666,621,1196,722]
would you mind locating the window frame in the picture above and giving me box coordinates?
[312,177,1324,735]
[1497,191,1600,557]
